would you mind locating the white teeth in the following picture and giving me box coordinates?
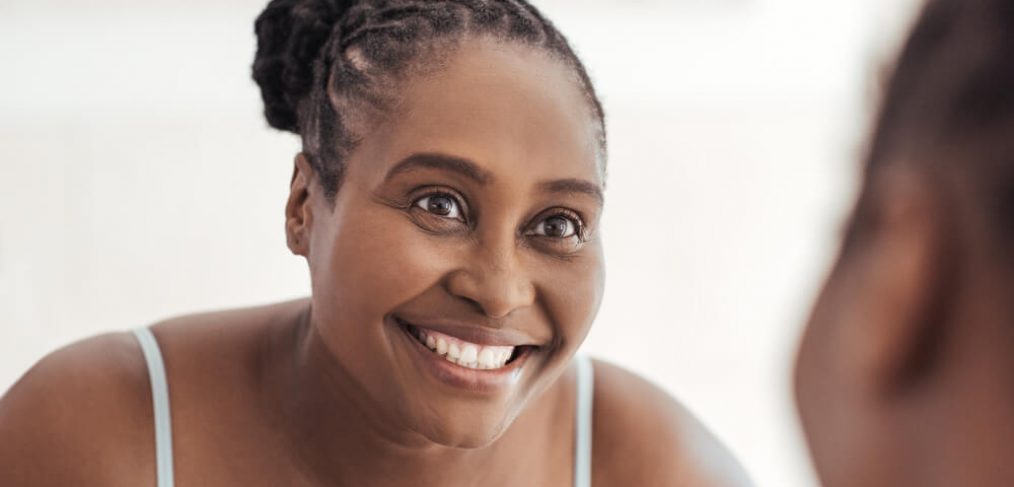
[460,344,478,365]
[412,327,518,370]
[477,348,495,369]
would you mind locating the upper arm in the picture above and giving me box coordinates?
[0,332,153,486]
[591,360,753,487]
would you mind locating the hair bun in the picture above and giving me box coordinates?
[252,0,353,133]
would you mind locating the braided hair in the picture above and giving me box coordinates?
[252,0,605,200]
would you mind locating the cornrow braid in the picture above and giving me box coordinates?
[253,0,605,200]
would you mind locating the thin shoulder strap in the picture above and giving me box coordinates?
[132,327,175,487]
[574,354,594,487]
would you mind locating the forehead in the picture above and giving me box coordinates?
[354,38,603,186]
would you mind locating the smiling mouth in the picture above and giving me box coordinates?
[399,321,535,371]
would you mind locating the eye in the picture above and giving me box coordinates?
[531,214,580,238]
[413,193,463,220]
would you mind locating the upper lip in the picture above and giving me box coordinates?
[392,314,545,348]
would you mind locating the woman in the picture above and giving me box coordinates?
[796,0,1014,485]
[0,1,749,485]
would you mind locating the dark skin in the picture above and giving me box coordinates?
[795,160,1014,487]
[0,39,750,486]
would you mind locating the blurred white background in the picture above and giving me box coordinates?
[0,0,925,485]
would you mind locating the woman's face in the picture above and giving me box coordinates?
[301,39,605,448]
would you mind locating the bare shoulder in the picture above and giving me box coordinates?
[0,300,306,486]
[590,359,753,487]
[0,331,153,486]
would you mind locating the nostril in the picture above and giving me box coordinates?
[443,269,490,314]
[443,267,534,319]
[457,295,486,315]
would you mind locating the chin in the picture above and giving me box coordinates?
[407,401,521,449]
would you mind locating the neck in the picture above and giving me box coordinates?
[259,302,564,486]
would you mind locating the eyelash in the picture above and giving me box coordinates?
[413,192,465,221]
[527,209,584,240]
[408,190,586,241]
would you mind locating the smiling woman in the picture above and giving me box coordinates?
[0,1,749,486]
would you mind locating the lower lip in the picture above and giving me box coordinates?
[393,318,531,393]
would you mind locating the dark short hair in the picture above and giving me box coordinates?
[859,0,1014,240]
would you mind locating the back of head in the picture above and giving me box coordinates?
[796,0,1014,486]
[863,0,1014,248]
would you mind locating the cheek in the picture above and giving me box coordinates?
[795,320,825,425]
[312,204,452,326]
[534,244,605,346]
[796,290,837,421]
[796,283,863,481]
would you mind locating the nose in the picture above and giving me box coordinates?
[445,245,536,320]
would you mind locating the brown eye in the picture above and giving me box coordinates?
[414,194,462,220]
[533,215,578,238]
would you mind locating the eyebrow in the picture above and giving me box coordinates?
[384,151,603,204]
[385,152,493,185]
[538,178,604,205]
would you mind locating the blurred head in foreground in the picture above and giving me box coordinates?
[795,0,1014,485]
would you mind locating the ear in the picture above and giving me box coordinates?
[834,166,952,396]
[285,153,315,256]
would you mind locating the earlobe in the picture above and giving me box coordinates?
[839,167,953,396]
[285,153,315,256]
